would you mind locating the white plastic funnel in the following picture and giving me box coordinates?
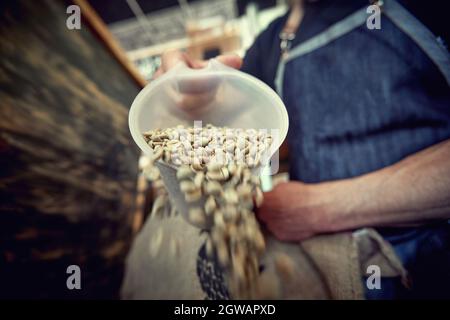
[129,59,289,228]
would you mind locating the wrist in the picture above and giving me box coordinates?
[313,178,363,233]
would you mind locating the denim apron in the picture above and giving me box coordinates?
[276,0,450,299]
[196,0,450,300]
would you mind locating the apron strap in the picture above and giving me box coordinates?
[275,0,450,98]
[275,7,368,97]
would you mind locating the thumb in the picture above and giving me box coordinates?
[216,53,243,69]
[188,53,243,69]
[161,49,189,71]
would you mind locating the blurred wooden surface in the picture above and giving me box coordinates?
[74,0,147,88]
[0,0,140,298]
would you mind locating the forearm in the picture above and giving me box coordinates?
[324,139,450,232]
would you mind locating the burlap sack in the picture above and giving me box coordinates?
[121,209,408,300]
[261,228,409,299]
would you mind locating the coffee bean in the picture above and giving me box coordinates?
[184,189,202,202]
[180,180,197,193]
[188,207,205,226]
[176,165,194,180]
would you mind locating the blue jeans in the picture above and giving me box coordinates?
[365,221,450,299]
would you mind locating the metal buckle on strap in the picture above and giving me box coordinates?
[279,31,296,59]
[370,0,384,10]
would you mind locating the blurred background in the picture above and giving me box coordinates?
[93,0,287,79]
[0,0,290,299]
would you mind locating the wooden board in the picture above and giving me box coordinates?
[0,0,141,298]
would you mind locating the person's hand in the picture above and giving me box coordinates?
[153,50,242,79]
[257,182,338,242]
[153,50,242,113]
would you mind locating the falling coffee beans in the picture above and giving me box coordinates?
[143,124,285,299]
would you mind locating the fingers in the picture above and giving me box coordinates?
[151,67,164,80]
[177,90,217,112]
[152,50,243,111]
[256,187,281,221]
[155,50,243,80]
[188,53,243,70]
[161,49,189,72]
[215,53,243,69]
[153,50,190,80]
[152,50,186,80]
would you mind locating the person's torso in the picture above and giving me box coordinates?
[197,0,450,300]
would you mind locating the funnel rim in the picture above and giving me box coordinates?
[128,68,289,157]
